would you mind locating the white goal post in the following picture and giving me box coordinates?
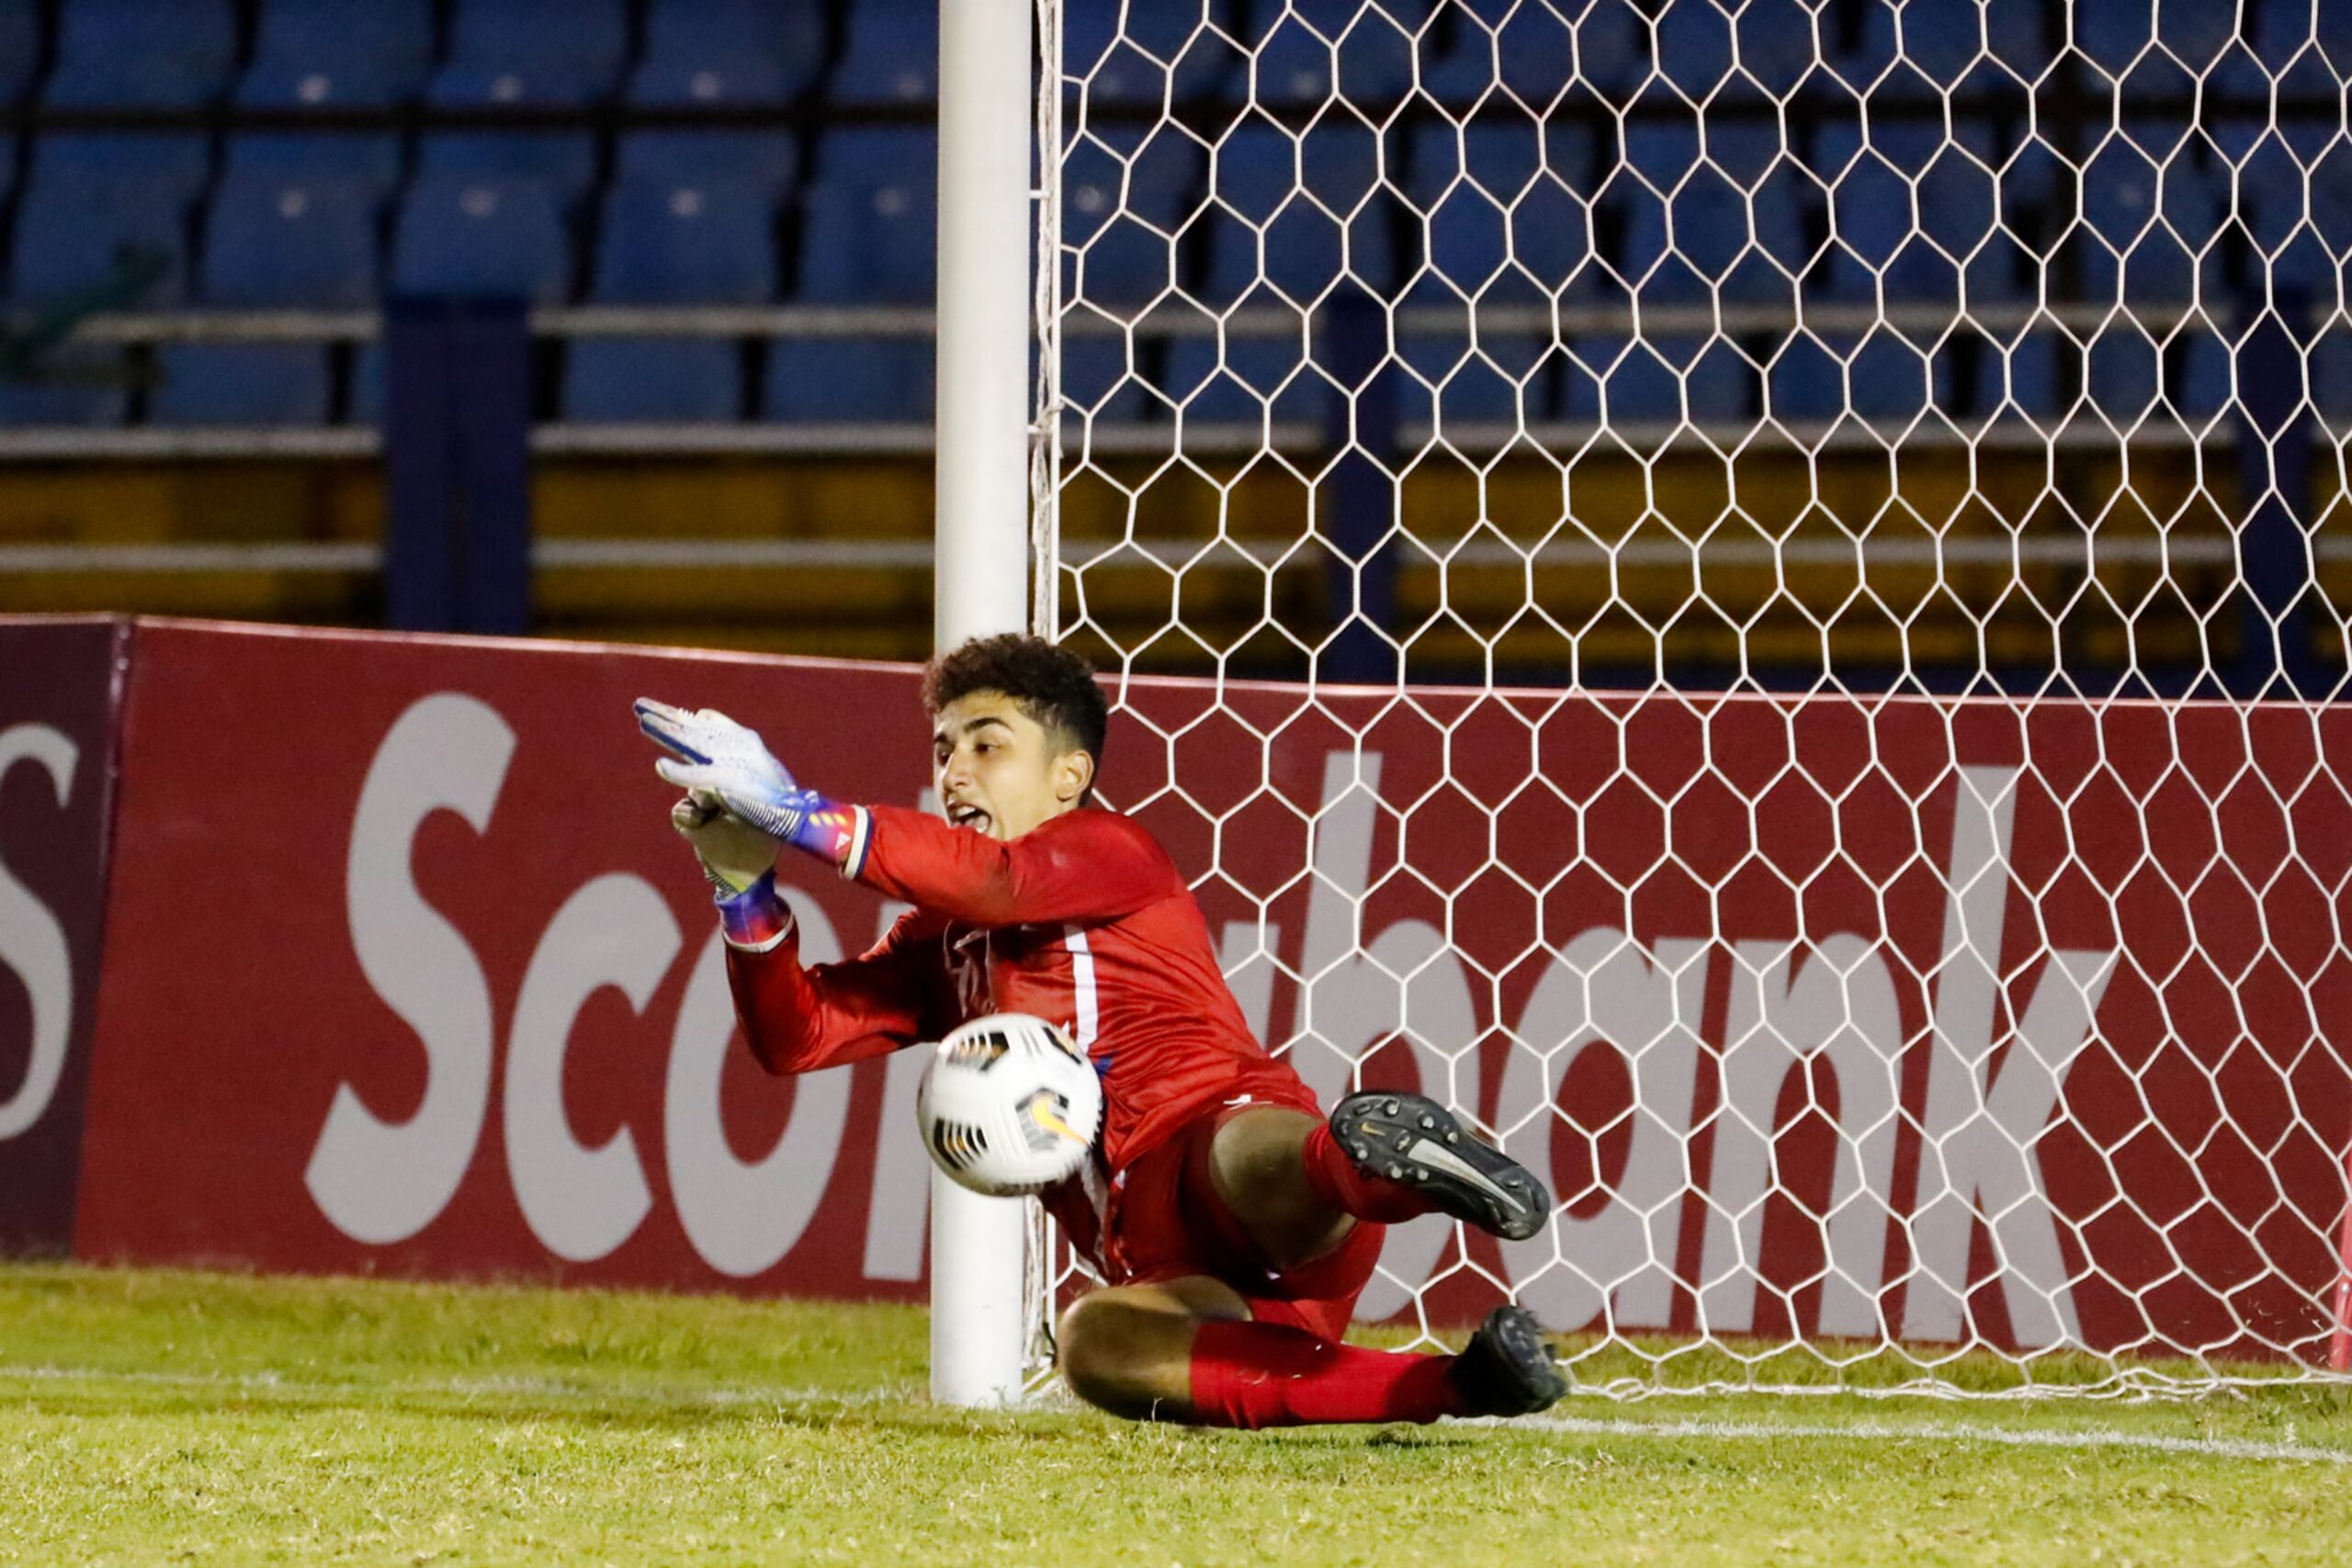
[933,0,2352,1401]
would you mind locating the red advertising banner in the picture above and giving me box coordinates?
[0,616,127,1258]
[66,619,2352,1362]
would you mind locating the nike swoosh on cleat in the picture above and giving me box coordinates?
[1408,1139,1526,1211]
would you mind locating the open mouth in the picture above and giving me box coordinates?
[947,803,991,834]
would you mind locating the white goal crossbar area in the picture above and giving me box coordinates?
[933,1,2352,1402]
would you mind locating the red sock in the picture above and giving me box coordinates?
[1300,1121,1442,1224]
[1184,1319,1464,1428]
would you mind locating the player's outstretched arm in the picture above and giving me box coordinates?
[853,804,1180,928]
[633,697,941,1074]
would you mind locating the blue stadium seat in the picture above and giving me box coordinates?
[391,176,573,302]
[1616,124,1804,305]
[569,177,781,423]
[1407,123,1598,295]
[1064,0,1243,106]
[2076,137,2226,305]
[0,2,37,104]
[1816,120,1998,302]
[775,124,934,421]
[200,176,380,307]
[1566,333,1750,424]
[2215,0,2352,95]
[150,344,334,424]
[645,0,826,95]
[594,178,777,303]
[444,0,629,100]
[26,133,211,209]
[226,133,406,203]
[620,56,801,196]
[1062,126,1202,305]
[832,0,940,105]
[766,337,933,421]
[1245,0,1425,107]
[1974,329,2062,422]
[1199,122,1396,305]
[1057,332,1148,423]
[422,59,602,206]
[1766,331,1944,427]
[10,173,191,307]
[1859,0,2042,95]
[1160,332,1319,426]
[240,0,434,107]
[45,0,235,107]
[1419,0,1621,107]
[800,130,938,302]
[149,175,381,427]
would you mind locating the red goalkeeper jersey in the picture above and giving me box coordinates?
[720,803,1321,1210]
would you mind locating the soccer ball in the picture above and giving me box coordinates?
[915,1013,1102,1197]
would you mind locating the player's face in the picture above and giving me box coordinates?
[932,691,1094,842]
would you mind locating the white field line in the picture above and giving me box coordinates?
[11,1363,2348,1464]
[0,1361,917,1411]
[1507,1411,2352,1467]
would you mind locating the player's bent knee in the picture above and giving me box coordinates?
[1056,1292,1190,1421]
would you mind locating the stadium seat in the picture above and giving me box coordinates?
[1616,124,1803,306]
[831,0,940,104]
[0,2,36,104]
[239,0,434,107]
[10,172,191,308]
[45,0,235,107]
[1766,331,1943,428]
[1858,0,2042,95]
[799,131,938,303]
[1244,0,1423,107]
[199,176,380,309]
[1816,120,1998,303]
[1062,125,1203,306]
[148,175,380,427]
[644,0,826,96]
[390,176,573,303]
[1161,330,1320,425]
[2075,138,2227,306]
[1566,333,1749,424]
[226,133,406,203]
[1199,122,1397,305]
[1419,0,1637,106]
[1063,0,1243,106]
[593,181,775,305]
[443,0,630,101]
[1057,332,1148,423]
[149,344,334,425]
[25,132,211,209]
[565,179,775,422]
[1406,121,1596,293]
[766,337,933,422]
[620,56,801,197]
[421,60,603,208]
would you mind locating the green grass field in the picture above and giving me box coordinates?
[4,1264,2349,1566]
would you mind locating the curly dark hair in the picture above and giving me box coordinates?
[922,633,1110,786]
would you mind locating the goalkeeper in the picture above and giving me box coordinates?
[636,635,1566,1427]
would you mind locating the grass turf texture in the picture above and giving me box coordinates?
[3,1265,2349,1565]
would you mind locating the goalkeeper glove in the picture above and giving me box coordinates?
[668,793,779,896]
[632,698,869,874]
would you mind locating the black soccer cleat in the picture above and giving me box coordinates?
[1447,1305,1569,1418]
[1329,1089,1552,1242]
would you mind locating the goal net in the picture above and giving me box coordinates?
[1027,0,2352,1395]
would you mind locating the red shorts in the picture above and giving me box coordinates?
[1094,1102,1384,1341]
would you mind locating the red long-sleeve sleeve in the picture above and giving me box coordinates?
[851,805,1182,927]
[724,906,955,1075]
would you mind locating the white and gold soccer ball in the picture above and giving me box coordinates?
[915,1012,1102,1198]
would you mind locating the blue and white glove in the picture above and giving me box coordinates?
[633,698,869,877]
